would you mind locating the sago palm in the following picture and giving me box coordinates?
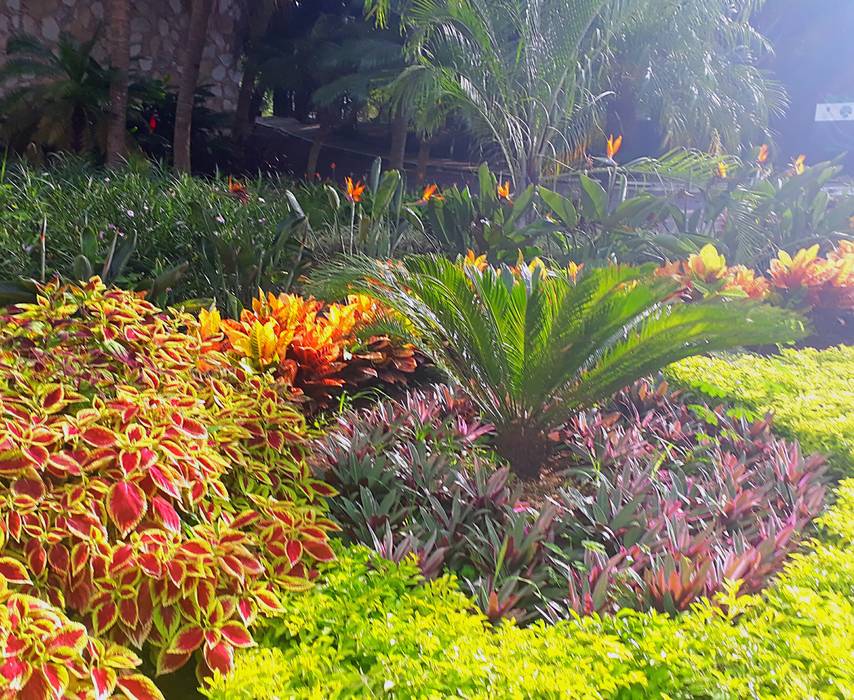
[312,255,806,479]
[0,32,112,153]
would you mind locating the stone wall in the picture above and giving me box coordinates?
[0,0,245,112]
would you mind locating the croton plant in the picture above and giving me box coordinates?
[659,240,854,309]
[199,291,420,412]
[0,278,338,694]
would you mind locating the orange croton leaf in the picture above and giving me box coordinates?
[687,244,728,283]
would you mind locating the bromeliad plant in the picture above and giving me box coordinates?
[311,255,807,479]
[200,290,419,412]
[0,279,337,683]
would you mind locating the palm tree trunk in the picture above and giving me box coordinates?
[173,0,213,173]
[233,59,259,144]
[389,111,408,171]
[306,127,327,178]
[233,0,278,147]
[106,0,131,168]
[415,137,431,186]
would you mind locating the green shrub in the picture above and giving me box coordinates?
[206,344,854,699]
[668,345,854,475]
[0,160,308,307]
[204,480,854,698]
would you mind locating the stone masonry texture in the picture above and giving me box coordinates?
[0,0,245,112]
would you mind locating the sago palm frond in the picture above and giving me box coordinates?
[310,254,807,479]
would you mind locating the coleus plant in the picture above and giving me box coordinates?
[0,279,338,686]
[199,291,420,412]
[0,572,163,700]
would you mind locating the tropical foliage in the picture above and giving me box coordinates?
[316,381,827,620]
[0,279,337,680]
[0,161,311,307]
[200,290,420,412]
[669,344,854,476]
[206,468,854,699]
[311,254,806,477]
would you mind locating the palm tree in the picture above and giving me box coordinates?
[368,0,621,189]
[106,0,131,167]
[0,33,111,153]
[311,256,805,479]
[233,0,281,147]
[611,0,787,151]
[367,0,785,178]
[174,0,214,173]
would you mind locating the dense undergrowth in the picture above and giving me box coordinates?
[669,345,854,475]
[206,345,854,699]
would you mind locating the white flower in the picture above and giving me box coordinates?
[126,209,135,218]
[215,215,226,224]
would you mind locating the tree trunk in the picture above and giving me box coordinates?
[415,137,431,186]
[305,130,325,178]
[272,88,290,117]
[173,0,213,173]
[233,60,259,144]
[233,0,278,146]
[389,111,408,171]
[105,0,130,168]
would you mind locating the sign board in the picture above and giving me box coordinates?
[815,103,854,122]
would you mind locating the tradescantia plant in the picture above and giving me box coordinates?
[0,279,337,685]
[311,255,807,479]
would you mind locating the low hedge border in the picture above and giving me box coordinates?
[666,345,854,476]
[205,347,854,699]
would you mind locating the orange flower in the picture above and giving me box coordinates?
[227,176,249,203]
[345,177,366,203]
[724,265,770,299]
[567,261,583,283]
[687,244,727,283]
[757,144,769,164]
[497,181,512,202]
[463,250,488,271]
[606,134,623,160]
[717,161,728,179]
[792,154,806,176]
[419,184,443,204]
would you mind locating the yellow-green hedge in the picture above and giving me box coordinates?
[205,347,854,699]
[667,345,854,475]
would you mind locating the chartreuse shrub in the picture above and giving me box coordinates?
[668,345,854,474]
[205,481,854,700]
[316,382,827,622]
[0,279,338,694]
